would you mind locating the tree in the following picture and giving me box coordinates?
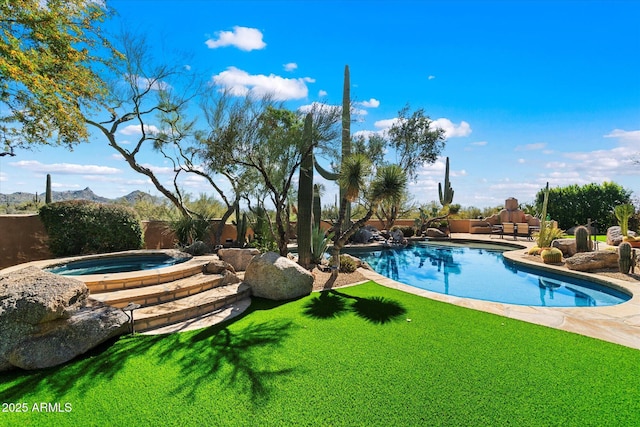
[1,0,119,151]
[354,105,446,229]
[534,182,632,230]
[195,97,340,256]
[387,104,446,181]
[329,158,408,277]
[84,32,196,219]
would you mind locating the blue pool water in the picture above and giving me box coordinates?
[348,242,630,307]
[46,254,190,276]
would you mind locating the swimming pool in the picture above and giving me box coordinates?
[348,242,630,307]
[45,252,191,276]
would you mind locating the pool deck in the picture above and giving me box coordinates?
[357,233,640,350]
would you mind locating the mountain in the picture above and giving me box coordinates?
[0,187,157,205]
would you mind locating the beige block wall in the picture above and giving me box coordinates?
[0,215,471,270]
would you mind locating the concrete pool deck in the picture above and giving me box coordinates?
[356,233,640,350]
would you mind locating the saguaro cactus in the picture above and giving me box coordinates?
[297,113,314,267]
[45,174,52,204]
[314,65,351,225]
[574,225,590,252]
[438,157,454,209]
[618,241,633,274]
[313,184,321,230]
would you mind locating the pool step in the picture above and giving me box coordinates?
[132,283,251,332]
[84,258,214,294]
[89,272,225,309]
[85,255,251,334]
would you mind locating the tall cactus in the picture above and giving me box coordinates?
[438,157,454,208]
[574,225,590,252]
[313,184,321,230]
[314,65,351,224]
[45,174,52,204]
[618,241,633,274]
[234,204,248,248]
[297,113,314,267]
[614,203,635,238]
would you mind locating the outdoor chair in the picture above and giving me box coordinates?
[516,222,531,240]
[501,222,515,239]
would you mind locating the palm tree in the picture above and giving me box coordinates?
[330,156,407,277]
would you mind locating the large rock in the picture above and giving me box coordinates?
[6,305,128,370]
[244,252,313,300]
[606,226,636,246]
[217,248,260,271]
[0,267,128,371]
[552,239,577,257]
[425,228,448,238]
[564,251,619,272]
[204,259,236,275]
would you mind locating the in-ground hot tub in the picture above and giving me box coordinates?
[44,250,192,276]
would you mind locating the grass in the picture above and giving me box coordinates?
[1,281,639,426]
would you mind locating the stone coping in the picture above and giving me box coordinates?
[0,250,217,288]
[357,235,640,350]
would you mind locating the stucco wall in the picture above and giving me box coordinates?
[0,215,474,270]
[0,215,52,270]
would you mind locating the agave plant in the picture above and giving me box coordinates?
[311,225,334,265]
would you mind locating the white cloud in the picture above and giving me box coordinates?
[118,124,160,136]
[432,118,472,138]
[428,75,436,80]
[515,142,547,151]
[470,141,488,146]
[604,129,640,144]
[0,172,6,182]
[212,66,313,101]
[357,98,380,108]
[283,62,298,72]
[10,160,121,175]
[318,90,328,97]
[205,26,266,51]
[374,118,398,130]
[518,158,525,164]
[141,163,175,175]
[184,65,192,71]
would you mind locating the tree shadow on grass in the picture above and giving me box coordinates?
[0,332,172,401]
[157,318,298,403]
[303,290,407,324]
[0,298,297,404]
[303,291,350,319]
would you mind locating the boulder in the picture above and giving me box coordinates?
[552,239,577,257]
[353,227,374,244]
[0,267,128,371]
[425,228,448,238]
[564,251,619,272]
[606,226,636,246]
[6,305,128,370]
[204,259,236,275]
[220,270,242,287]
[244,252,314,300]
[217,248,260,271]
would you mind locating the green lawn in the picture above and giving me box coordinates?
[2,281,639,426]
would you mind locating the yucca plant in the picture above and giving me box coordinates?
[311,226,334,265]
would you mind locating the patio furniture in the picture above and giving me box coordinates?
[502,222,516,239]
[516,222,532,240]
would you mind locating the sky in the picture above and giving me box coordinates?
[1,0,639,210]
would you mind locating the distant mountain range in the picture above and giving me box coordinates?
[0,187,162,205]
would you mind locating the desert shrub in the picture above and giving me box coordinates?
[168,215,210,247]
[339,254,358,273]
[39,200,143,257]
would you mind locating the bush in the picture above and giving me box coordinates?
[39,200,143,257]
[339,254,358,273]
[391,225,415,238]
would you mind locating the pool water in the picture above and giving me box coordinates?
[349,242,630,307]
[46,254,190,276]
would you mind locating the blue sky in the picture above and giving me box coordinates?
[1,0,639,209]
